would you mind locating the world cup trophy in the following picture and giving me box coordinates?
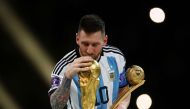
[78,60,101,109]
[110,65,145,109]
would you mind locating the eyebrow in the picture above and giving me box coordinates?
[81,41,100,44]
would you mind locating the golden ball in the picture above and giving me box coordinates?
[126,65,145,85]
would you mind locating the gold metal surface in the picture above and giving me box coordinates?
[127,65,145,85]
[110,65,145,109]
[78,60,100,109]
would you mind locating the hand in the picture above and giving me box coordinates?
[64,56,94,79]
[115,93,131,109]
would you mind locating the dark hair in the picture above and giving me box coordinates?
[78,14,105,35]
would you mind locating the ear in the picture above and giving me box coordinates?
[76,33,79,45]
[103,35,108,45]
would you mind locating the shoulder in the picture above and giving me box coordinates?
[62,49,78,60]
[102,45,124,57]
[57,49,78,64]
[52,49,78,75]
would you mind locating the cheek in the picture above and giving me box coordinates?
[78,43,85,49]
[95,47,102,53]
[80,45,90,54]
[80,46,87,51]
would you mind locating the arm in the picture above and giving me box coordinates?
[49,56,93,109]
[50,76,71,109]
[116,86,131,109]
[117,51,131,109]
[116,94,131,109]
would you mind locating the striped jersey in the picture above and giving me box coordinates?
[48,45,129,109]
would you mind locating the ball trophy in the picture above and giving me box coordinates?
[78,60,101,109]
[110,65,145,109]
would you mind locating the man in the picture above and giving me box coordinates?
[48,14,131,109]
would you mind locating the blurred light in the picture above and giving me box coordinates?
[149,7,165,23]
[0,82,22,109]
[0,0,55,84]
[0,0,56,108]
[136,94,152,109]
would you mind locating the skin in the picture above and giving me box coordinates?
[50,30,130,109]
[76,30,107,60]
[50,30,107,109]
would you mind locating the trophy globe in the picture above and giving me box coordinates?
[126,65,145,86]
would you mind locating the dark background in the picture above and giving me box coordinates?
[0,0,189,109]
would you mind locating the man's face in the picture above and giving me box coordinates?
[76,30,107,60]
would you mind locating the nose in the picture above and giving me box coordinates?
[86,45,94,55]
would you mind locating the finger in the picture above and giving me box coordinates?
[78,62,93,68]
[74,56,94,63]
[76,67,91,72]
[73,62,92,68]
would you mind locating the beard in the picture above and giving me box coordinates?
[79,48,102,60]
[80,52,100,60]
[83,54,97,60]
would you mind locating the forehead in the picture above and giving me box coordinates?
[78,30,104,41]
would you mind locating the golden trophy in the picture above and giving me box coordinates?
[110,65,145,109]
[78,60,101,109]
